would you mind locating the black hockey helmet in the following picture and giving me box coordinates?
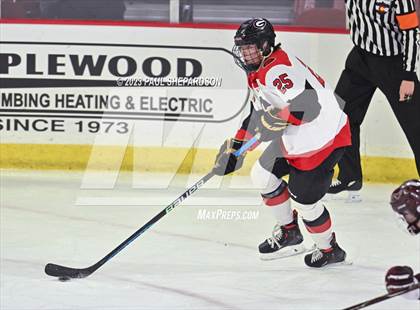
[390,179,420,235]
[232,18,276,72]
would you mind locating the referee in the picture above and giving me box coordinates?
[329,0,420,197]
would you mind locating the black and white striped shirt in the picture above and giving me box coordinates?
[346,0,420,80]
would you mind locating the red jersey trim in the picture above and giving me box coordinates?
[282,119,351,171]
[277,107,304,125]
[235,129,254,141]
[257,49,292,86]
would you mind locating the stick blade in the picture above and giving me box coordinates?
[45,263,92,279]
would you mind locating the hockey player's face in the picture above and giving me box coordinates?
[239,44,263,67]
[395,211,420,235]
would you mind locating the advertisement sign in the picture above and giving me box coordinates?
[0,25,249,147]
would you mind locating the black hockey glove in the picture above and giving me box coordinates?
[385,266,416,293]
[213,138,246,176]
[256,107,288,142]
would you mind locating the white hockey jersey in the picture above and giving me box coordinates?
[235,48,351,170]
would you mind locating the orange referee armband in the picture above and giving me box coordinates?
[396,11,419,30]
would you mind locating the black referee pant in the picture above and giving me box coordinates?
[335,46,420,182]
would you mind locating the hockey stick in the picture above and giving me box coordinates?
[44,135,259,280]
[342,282,420,310]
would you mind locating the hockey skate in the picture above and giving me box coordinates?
[304,233,348,268]
[259,211,306,260]
[326,179,362,203]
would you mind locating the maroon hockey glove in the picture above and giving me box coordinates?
[385,266,415,293]
[256,106,288,141]
[213,138,246,176]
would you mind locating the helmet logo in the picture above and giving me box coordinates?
[254,19,267,29]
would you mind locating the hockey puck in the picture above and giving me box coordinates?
[58,276,70,282]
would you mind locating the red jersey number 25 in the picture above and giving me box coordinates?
[273,73,294,94]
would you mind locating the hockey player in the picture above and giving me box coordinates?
[385,179,419,299]
[213,18,351,268]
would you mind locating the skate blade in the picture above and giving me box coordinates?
[345,191,362,203]
[260,244,307,261]
[322,192,362,203]
[322,193,344,202]
[308,259,354,269]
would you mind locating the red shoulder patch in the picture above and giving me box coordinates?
[262,57,276,67]
[247,72,258,88]
[257,49,292,86]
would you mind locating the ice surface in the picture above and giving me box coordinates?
[1,170,419,310]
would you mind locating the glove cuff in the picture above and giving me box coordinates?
[229,138,246,152]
